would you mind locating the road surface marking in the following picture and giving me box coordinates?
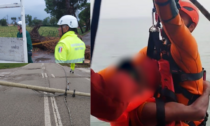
[45,73,48,78]
[44,92,51,126]
[42,63,44,66]
[86,78,90,81]
[51,74,55,78]
[51,97,63,126]
[77,68,90,73]
[42,73,44,78]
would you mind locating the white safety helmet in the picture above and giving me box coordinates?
[17,21,22,27]
[57,15,78,28]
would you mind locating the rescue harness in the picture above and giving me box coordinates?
[146,2,208,126]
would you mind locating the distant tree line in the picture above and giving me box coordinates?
[44,0,90,33]
[0,15,57,26]
[0,19,7,26]
[1,0,90,32]
[25,15,57,26]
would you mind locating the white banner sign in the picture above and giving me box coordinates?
[0,37,25,62]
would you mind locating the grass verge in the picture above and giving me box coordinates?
[0,26,89,37]
[0,63,28,69]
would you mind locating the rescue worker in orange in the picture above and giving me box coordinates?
[91,0,209,126]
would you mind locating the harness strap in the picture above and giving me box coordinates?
[161,88,178,102]
[168,49,204,82]
[156,98,166,126]
[174,84,198,104]
[129,119,132,126]
[173,71,204,82]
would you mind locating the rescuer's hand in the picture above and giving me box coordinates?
[203,81,210,95]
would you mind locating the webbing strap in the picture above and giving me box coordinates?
[168,48,204,82]
[156,98,166,126]
[172,71,204,82]
[174,84,200,105]
[129,119,132,126]
[161,88,177,102]
[155,0,171,6]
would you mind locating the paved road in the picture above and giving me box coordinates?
[0,63,90,126]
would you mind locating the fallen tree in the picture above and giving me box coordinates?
[30,25,90,60]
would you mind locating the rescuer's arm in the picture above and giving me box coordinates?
[55,43,67,63]
[140,81,210,126]
[91,47,154,121]
[91,69,145,121]
[154,0,198,58]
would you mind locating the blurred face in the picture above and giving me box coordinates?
[180,11,196,32]
[17,25,21,31]
[58,25,69,37]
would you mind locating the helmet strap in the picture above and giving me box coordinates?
[61,26,63,35]
[60,25,70,37]
[187,21,192,28]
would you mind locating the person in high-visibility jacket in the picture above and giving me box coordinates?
[70,63,75,74]
[55,15,86,63]
[17,21,33,63]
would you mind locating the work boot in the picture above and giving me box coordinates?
[70,70,72,73]
[72,71,74,74]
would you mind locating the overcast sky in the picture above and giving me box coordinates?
[0,0,50,23]
[0,0,90,24]
[91,0,210,19]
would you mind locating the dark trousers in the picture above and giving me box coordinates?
[28,51,33,63]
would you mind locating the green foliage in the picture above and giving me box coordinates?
[0,19,7,26]
[50,17,57,25]
[79,3,90,31]
[26,14,33,26]
[42,17,51,25]
[11,17,17,24]
[32,17,43,25]
[44,0,87,20]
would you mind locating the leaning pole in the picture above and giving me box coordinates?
[190,0,210,21]
[0,81,90,97]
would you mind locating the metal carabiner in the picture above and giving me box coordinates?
[150,8,159,32]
